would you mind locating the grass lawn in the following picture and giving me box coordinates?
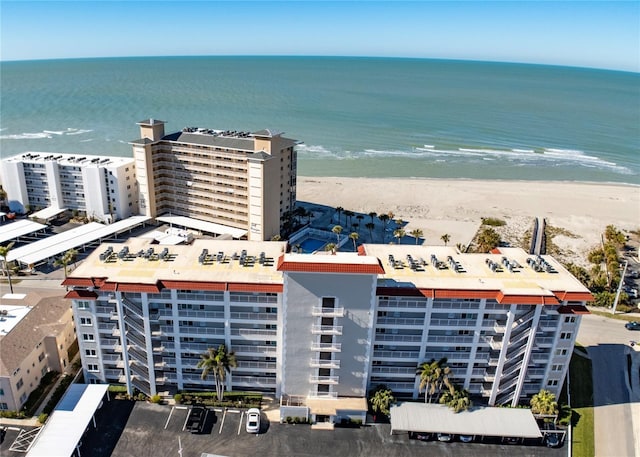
[588,308,639,322]
[569,352,595,457]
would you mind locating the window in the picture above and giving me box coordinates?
[560,332,572,340]
[547,379,559,387]
[20,393,27,404]
[80,317,92,326]
[77,301,90,310]
[0,403,8,410]
[82,333,95,341]
[555,348,568,356]
[0,388,4,395]
[85,349,97,357]
[565,316,576,323]
[16,378,24,390]
[87,364,99,372]
[552,364,562,371]
[41,367,48,376]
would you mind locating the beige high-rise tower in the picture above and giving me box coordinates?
[131,119,298,241]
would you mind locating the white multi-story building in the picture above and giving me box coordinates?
[64,238,590,421]
[0,152,137,222]
[131,119,298,241]
[0,293,77,412]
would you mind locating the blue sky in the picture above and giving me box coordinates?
[1,1,638,72]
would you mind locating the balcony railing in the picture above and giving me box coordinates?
[309,375,339,384]
[233,345,277,355]
[376,317,424,326]
[230,312,277,321]
[310,358,341,369]
[311,307,345,317]
[370,366,415,375]
[372,350,419,359]
[310,342,342,352]
[375,334,422,342]
[308,391,338,398]
[230,328,277,337]
[429,318,476,327]
[311,325,343,335]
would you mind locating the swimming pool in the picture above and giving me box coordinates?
[298,238,327,253]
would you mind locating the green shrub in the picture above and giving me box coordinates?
[173,393,182,404]
[150,394,162,404]
[481,217,506,227]
[0,410,26,419]
[108,385,128,393]
[43,375,73,415]
[136,393,147,401]
[285,416,292,424]
[38,413,49,424]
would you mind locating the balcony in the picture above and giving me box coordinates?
[230,328,277,338]
[310,342,342,352]
[377,317,424,327]
[233,345,277,356]
[309,375,339,384]
[535,337,555,348]
[311,307,345,317]
[375,334,422,343]
[372,350,420,359]
[370,366,415,375]
[311,324,343,336]
[426,335,474,344]
[310,358,341,369]
[308,390,338,399]
[229,312,277,321]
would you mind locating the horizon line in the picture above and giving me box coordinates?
[1,54,637,75]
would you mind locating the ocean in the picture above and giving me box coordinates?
[1,56,638,184]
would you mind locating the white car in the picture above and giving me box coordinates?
[246,408,261,434]
[459,434,474,443]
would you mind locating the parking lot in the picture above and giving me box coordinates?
[75,400,567,457]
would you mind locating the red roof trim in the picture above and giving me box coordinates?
[227,283,283,293]
[496,292,560,305]
[554,291,594,302]
[62,278,95,286]
[115,283,161,293]
[490,248,503,254]
[161,280,226,291]
[64,290,98,300]
[558,305,590,315]
[436,289,498,299]
[376,287,425,297]
[277,257,385,274]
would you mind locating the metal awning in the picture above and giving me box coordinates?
[0,219,48,244]
[157,214,247,239]
[390,402,542,438]
[29,206,67,222]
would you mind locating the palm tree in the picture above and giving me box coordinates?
[349,232,359,251]
[0,242,15,294]
[393,228,405,245]
[324,243,336,253]
[369,385,396,419]
[378,214,390,242]
[417,358,450,403]
[476,228,501,252]
[530,389,559,420]
[441,233,451,246]
[197,344,237,401]
[335,206,344,224]
[365,222,375,243]
[344,210,355,228]
[54,248,78,278]
[439,386,472,413]
[410,228,424,245]
[356,214,365,228]
[368,212,377,224]
[332,225,343,245]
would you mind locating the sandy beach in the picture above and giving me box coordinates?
[297,177,640,266]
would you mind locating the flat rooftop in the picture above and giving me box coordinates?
[0,302,32,336]
[363,244,590,295]
[5,152,133,166]
[70,238,288,285]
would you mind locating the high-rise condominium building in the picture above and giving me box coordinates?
[131,119,298,241]
[0,153,137,222]
[65,238,590,422]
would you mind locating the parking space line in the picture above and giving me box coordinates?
[164,406,175,430]
[219,409,227,434]
[182,407,192,432]
[237,411,245,435]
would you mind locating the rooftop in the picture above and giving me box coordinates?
[4,152,133,167]
[0,291,71,376]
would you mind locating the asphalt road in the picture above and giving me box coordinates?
[577,313,640,457]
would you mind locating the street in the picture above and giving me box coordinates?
[577,313,640,457]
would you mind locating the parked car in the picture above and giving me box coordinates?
[545,433,561,448]
[186,406,206,434]
[437,433,452,442]
[459,434,474,443]
[409,432,432,441]
[503,436,520,444]
[625,321,640,331]
[246,408,261,433]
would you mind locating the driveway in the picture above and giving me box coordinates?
[577,313,640,457]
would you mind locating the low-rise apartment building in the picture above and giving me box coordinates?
[0,152,138,222]
[64,239,590,417]
[131,119,298,241]
[0,292,77,412]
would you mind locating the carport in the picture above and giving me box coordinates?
[156,214,247,239]
[390,402,542,439]
[29,206,67,223]
[27,384,109,457]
